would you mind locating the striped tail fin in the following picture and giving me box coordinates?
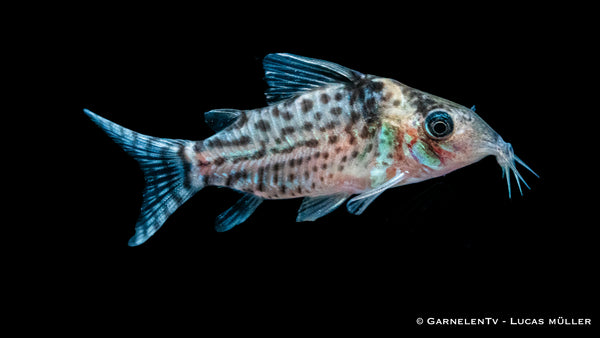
[84,109,203,246]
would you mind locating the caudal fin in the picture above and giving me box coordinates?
[84,109,203,246]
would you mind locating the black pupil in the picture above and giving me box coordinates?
[432,121,448,134]
[426,111,453,138]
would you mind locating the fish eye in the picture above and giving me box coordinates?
[425,110,454,139]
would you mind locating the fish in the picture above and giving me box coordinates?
[84,53,538,246]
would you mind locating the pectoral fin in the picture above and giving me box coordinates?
[346,191,384,215]
[346,171,405,215]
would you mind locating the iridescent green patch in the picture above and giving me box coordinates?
[412,140,441,169]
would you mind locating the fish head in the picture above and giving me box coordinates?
[387,82,538,197]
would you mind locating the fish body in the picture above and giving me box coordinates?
[85,53,537,246]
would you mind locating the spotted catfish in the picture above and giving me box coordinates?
[85,53,537,246]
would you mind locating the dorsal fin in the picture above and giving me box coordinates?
[263,53,364,104]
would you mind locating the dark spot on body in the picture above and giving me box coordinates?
[253,146,267,159]
[275,138,282,144]
[320,121,338,132]
[289,158,295,167]
[281,111,294,121]
[289,173,295,181]
[272,107,280,117]
[304,171,310,180]
[371,81,384,92]
[281,126,296,135]
[341,155,347,162]
[330,107,342,115]
[365,143,373,153]
[329,135,338,144]
[236,135,251,146]
[350,111,361,124]
[344,124,353,134]
[313,165,318,172]
[255,120,271,132]
[301,99,313,113]
[209,138,223,148]
[360,125,370,139]
[351,150,359,158]
[305,139,319,148]
[393,99,401,107]
[314,112,322,121]
[321,163,327,169]
[322,152,329,160]
[303,122,313,131]
[320,93,330,104]
[334,92,343,101]
[314,151,320,159]
[213,157,226,166]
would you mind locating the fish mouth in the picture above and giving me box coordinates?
[494,140,539,198]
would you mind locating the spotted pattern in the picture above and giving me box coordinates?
[198,78,394,199]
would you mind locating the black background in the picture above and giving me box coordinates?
[33,4,594,334]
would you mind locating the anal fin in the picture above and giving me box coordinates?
[296,193,350,222]
[215,193,263,232]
